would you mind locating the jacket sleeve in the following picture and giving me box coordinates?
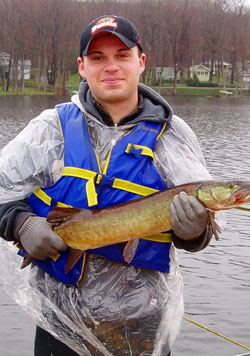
[0,108,64,205]
[0,200,35,241]
[172,226,213,252]
[0,110,64,242]
[155,115,214,252]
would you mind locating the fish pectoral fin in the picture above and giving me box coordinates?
[208,210,222,241]
[47,207,82,224]
[13,241,34,269]
[20,254,33,269]
[65,248,84,274]
[123,238,140,264]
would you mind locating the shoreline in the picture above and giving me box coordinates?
[1,86,249,98]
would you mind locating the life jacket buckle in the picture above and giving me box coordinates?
[50,195,59,208]
[127,144,143,159]
[97,174,114,188]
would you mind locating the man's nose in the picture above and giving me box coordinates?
[104,58,119,71]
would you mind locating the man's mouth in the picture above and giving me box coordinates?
[101,78,124,84]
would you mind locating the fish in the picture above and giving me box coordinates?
[45,180,250,271]
[20,180,250,272]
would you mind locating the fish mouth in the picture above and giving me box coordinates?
[233,188,250,206]
[208,181,250,210]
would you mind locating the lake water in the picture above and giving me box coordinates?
[0,95,250,356]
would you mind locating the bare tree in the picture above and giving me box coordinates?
[1,0,250,93]
[225,0,248,86]
[136,0,166,86]
[1,0,19,91]
[162,0,195,94]
[198,0,228,82]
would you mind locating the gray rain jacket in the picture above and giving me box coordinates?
[0,81,211,242]
[0,82,212,356]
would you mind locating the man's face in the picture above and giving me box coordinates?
[78,34,146,107]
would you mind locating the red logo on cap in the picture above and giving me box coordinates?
[91,17,118,35]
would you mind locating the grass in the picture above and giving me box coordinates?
[1,69,250,97]
[0,86,56,95]
[176,87,218,96]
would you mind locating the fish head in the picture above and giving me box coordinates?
[197,181,250,210]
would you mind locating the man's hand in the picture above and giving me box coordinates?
[18,216,67,259]
[170,191,208,240]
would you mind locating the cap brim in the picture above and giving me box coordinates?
[82,31,137,56]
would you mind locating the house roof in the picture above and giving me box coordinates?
[156,66,176,70]
[190,64,210,71]
[0,52,10,58]
[203,60,232,66]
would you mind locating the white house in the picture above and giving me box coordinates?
[203,61,232,75]
[0,52,10,66]
[244,61,250,73]
[219,61,232,72]
[0,52,31,80]
[189,64,210,82]
[156,67,181,81]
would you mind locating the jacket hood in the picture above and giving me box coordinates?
[78,80,173,126]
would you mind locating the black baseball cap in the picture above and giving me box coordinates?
[79,15,143,56]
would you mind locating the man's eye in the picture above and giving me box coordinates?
[91,56,102,61]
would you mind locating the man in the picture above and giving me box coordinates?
[0,15,212,356]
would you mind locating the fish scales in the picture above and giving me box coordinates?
[48,180,250,251]
[52,192,172,250]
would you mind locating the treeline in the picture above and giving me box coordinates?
[0,0,250,93]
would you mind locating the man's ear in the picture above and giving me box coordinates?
[139,53,146,75]
[77,57,85,78]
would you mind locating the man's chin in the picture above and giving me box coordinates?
[97,92,127,104]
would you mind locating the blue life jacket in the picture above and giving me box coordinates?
[27,102,173,287]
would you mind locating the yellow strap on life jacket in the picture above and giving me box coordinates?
[62,167,98,207]
[76,251,87,287]
[33,167,157,209]
[62,166,97,179]
[51,253,60,262]
[157,122,167,141]
[141,233,173,243]
[50,251,86,287]
[112,178,158,196]
[33,189,72,208]
[125,143,155,161]
[95,173,158,196]
[62,167,158,206]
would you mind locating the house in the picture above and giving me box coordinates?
[244,61,250,73]
[0,52,31,80]
[241,72,250,89]
[204,60,232,73]
[0,52,10,67]
[219,61,232,72]
[18,59,31,80]
[189,65,210,82]
[156,67,181,81]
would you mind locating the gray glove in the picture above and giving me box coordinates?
[170,191,208,240]
[18,216,67,260]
